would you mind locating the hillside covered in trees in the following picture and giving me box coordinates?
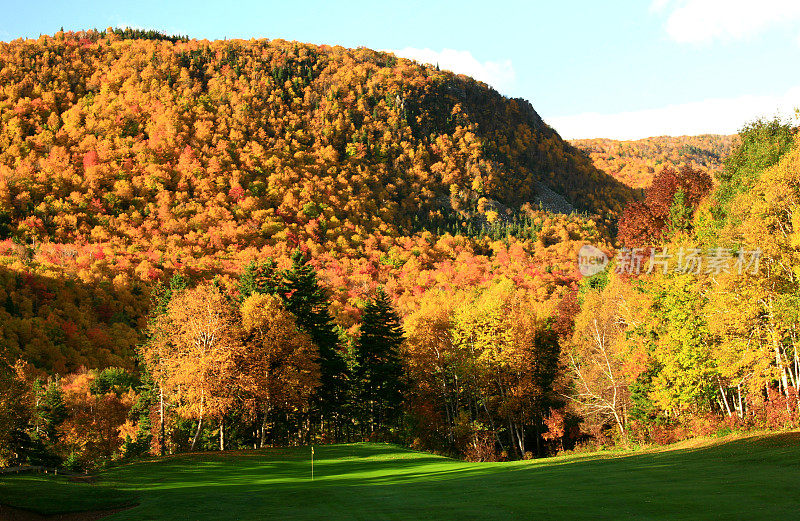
[0,28,633,252]
[0,29,630,466]
[571,134,738,189]
[0,29,633,369]
[2,29,798,470]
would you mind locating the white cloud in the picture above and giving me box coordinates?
[548,86,800,139]
[391,47,515,94]
[650,0,671,12]
[654,0,800,43]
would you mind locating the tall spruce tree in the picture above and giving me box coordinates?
[354,288,405,433]
[282,251,347,437]
[236,259,281,302]
[37,380,67,444]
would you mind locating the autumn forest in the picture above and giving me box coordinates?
[1,28,799,472]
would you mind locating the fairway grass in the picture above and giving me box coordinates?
[2,433,799,520]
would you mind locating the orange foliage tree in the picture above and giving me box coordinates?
[238,293,320,446]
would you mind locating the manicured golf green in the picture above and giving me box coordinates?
[2,433,799,520]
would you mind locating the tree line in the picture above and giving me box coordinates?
[563,118,800,443]
[0,253,409,466]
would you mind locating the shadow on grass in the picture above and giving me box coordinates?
[0,475,138,515]
[6,434,800,520]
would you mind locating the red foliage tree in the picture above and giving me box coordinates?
[618,165,712,247]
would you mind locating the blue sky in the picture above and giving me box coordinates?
[2,0,799,139]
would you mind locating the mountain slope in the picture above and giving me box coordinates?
[571,134,738,189]
[0,29,633,255]
[0,30,627,372]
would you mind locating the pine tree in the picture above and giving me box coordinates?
[354,288,405,434]
[236,259,280,302]
[35,379,67,444]
[123,368,155,458]
[150,272,188,319]
[282,251,348,438]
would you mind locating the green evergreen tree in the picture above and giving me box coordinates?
[282,251,348,438]
[149,272,188,320]
[123,368,155,458]
[32,379,67,462]
[236,259,280,301]
[353,288,405,434]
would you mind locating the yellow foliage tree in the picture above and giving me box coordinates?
[144,283,243,450]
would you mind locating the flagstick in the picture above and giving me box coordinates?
[311,446,314,481]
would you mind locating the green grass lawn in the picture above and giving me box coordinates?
[2,433,799,520]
